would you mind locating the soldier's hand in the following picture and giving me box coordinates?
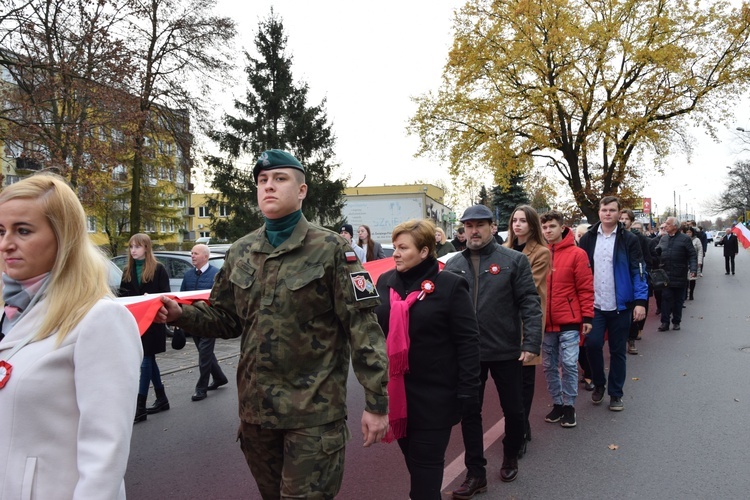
[157,296,183,323]
[361,411,388,447]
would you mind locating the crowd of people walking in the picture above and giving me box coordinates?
[3,154,741,500]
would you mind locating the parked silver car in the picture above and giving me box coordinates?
[714,230,726,247]
[111,251,225,292]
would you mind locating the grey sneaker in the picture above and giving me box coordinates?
[592,385,605,405]
[544,404,565,423]
[628,339,638,355]
[560,406,576,427]
[609,396,624,411]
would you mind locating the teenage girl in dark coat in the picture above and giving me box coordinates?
[374,219,481,500]
[118,233,170,423]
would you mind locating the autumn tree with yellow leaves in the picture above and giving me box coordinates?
[410,0,750,222]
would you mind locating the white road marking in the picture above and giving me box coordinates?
[441,418,505,491]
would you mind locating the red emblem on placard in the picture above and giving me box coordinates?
[489,264,501,275]
[352,275,367,292]
[0,360,12,389]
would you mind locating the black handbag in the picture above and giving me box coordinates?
[650,268,670,289]
[171,327,186,350]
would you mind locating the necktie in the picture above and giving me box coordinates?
[196,269,202,276]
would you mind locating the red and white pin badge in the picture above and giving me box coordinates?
[417,280,436,300]
[489,263,501,275]
[0,361,12,389]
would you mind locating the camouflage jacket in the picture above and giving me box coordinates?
[175,215,389,428]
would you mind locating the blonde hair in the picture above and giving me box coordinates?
[0,173,113,343]
[392,219,437,259]
[435,227,447,241]
[122,233,158,283]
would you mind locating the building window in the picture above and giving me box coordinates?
[4,175,20,186]
[144,220,156,233]
[177,198,186,208]
[199,231,211,238]
[161,220,168,233]
[87,216,97,233]
[219,205,229,217]
[199,206,210,218]
[169,220,175,233]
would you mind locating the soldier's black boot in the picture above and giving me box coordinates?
[134,394,148,423]
[147,387,170,414]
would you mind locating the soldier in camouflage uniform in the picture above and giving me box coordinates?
[159,149,389,499]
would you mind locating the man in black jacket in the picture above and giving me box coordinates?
[655,217,697,331]
[445,204,541,495]
[722,226,739,275]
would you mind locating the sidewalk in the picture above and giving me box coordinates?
[157,336,240,375]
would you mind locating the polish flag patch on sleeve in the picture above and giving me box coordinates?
[345,251,358,263]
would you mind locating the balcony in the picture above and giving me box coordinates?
[185,207,195,217]
[15,157,42,172]
[187,182,194,192]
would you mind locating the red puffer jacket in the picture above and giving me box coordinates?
[545,227,594,332]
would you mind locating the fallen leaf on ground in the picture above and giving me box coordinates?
[682,373,687,376]
[632,377,640,381]
[608,444,619,450]
[735,398,740,402]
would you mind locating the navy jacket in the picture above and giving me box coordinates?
[180,264,219,292]
[578,222,648,311]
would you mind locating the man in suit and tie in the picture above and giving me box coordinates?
[722,225,740,275]
[181,244,228,401]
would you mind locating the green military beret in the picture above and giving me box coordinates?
[253,149,305,182]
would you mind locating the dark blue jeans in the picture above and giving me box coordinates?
[139,354,163,396]
[584,309,631,398]
[192,336,227,392]
[660,286,686,326]
[461,359,524,478]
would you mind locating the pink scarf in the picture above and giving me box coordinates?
[383,288,420,443]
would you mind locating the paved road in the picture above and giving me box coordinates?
[126,248,750,498]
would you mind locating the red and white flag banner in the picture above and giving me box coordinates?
[731,223,750,251]
[116,290,211,336]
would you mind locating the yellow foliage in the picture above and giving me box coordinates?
[409,0,750,221]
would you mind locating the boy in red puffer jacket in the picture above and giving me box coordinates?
[540,211,594,428]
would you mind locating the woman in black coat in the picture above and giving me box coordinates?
[374,219,480,500]
[118,233,170,423]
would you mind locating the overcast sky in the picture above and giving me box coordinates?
[212,0,749,223]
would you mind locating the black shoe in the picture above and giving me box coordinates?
[545,404,565,423]
[146,388,170,414]
[658,323,669,332]
[517,438,527,459]
[452,475,487,499]
[134,394,148,423]
[207,378,229,391]
[191,391,207,401]
[560,406,576,427]
[500,456,519,482]
[726,272,730,275]
[583,380,595,391]
[609,396,624,411]
[672,324,681,331]
[592,385,605,405]
[628,339,638,355]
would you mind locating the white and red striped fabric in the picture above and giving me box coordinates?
[731,223,750,250]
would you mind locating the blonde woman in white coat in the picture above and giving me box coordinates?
[0,174,142,499]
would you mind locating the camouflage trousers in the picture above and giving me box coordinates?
[238,419,351,500]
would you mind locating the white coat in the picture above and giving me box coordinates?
[0,298,142,500]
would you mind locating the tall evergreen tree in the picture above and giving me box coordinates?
[206,10,346,240]
[491,172,530,230]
